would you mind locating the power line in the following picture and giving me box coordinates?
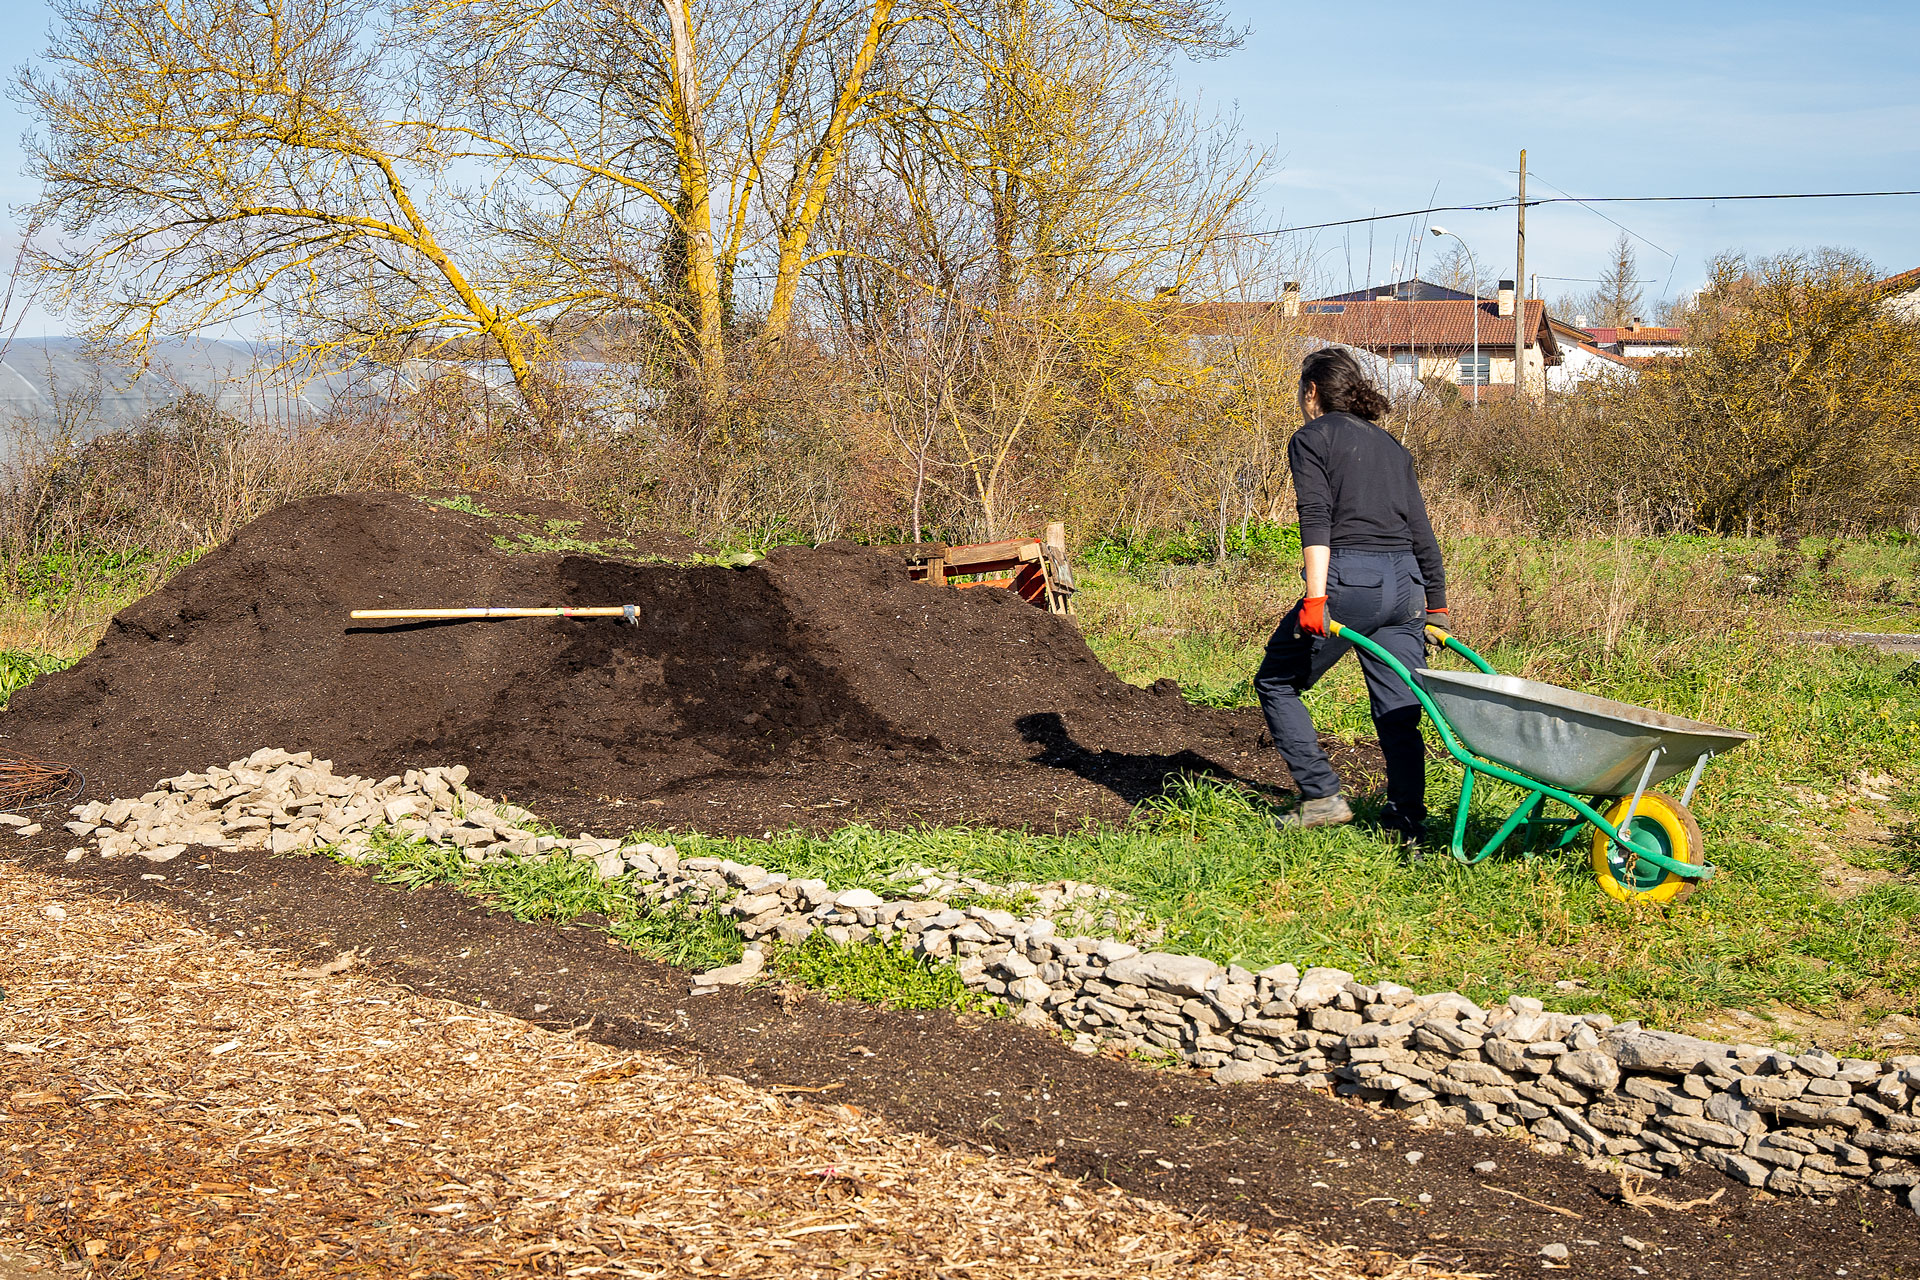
[1534,275,1660,284]
[1216,188,1920,245]
[1527,171,1675,263]
[732,186,1920,279]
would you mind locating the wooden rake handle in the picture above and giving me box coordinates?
[349,606,641,622]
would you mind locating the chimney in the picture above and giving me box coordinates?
[1496,280,1515,318]
[1281,281,1301,317]
[1574,314,1589,329]
[1625,316,1641,330]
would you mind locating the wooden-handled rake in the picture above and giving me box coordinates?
[349,605,642,623]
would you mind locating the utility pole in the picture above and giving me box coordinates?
[1515,148,1528,404]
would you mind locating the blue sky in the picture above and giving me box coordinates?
[1178,1,1920,305]
[1,0,1915,331]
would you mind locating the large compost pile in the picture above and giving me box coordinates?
[5,493,1360,830]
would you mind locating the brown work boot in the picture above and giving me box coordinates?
[1274,795,1354,830]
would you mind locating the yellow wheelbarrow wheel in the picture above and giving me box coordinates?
[1590,792,1706,904]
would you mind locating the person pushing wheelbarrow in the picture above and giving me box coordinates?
[1256,347,1446,844]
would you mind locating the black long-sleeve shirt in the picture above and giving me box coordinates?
[1288,410,1447,608]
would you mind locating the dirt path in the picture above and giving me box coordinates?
[13,846,1918,1280]
[0,861,1421,1280]
[1788,631,1920,654]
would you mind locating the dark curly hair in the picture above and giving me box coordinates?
[1299,346,1391,422]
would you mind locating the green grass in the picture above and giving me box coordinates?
[329,827,978,1009]
[631,560,1920,1049]
[775,934,982,1010]
[291,529,1920,1049]
[0,649,75,707]
[4,515,1912,1048]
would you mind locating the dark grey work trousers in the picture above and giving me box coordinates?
[1252,548,1430,815]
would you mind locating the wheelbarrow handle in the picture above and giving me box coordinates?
[1322,618,1498,677]
[1423,623,1499,675]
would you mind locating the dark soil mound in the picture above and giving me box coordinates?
[7,493,1369,830]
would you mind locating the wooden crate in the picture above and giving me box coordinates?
[906,529,1076,616]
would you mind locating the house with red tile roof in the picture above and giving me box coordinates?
[1583,324,1687,359]
[1548,339,1637,392]
[1879,267,1920,321]
[1160,277,1570,398]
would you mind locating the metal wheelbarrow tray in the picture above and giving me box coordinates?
[1328,620,1752,904]
[1416,668,1753,796]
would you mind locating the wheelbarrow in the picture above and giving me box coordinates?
[1329,619,1752,903]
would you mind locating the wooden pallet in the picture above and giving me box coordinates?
[905,524,1077,616]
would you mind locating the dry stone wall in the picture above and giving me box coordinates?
[41,747,1920,1203]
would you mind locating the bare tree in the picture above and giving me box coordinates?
[1588,233,1645,327]
[1430,242,1496,299]
[19,0,560,417]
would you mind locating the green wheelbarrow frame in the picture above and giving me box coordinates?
[1326,620,1713,883]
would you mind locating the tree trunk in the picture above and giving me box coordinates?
[664,0,726,408]
[761,0,895,346]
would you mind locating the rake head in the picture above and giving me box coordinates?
[0,751,81,810]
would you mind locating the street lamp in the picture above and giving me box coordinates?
[1430,226,1480,407]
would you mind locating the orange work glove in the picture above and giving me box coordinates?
[1298,594,1329,637]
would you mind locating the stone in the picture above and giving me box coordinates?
[1697,1148,1770,1186]
[1293,967,1354,1008]
[1611,1029,1724,1076]
[1792,1052,1838,1079]
[14,823,41,837]
[1857,1129,1920,1157]
[1309,1008,1363,1035]
[1483,1039,1528,1072]
[1213,1060,1271,1085]
[1737,1074,1805,1105]
[1104,952,1220,999]
[773,919,815,944]
[1659,1115,1743,1147]
[1775,1101,1862,1128]
[1007,976,1052,1004]
[692,950,765,988]
[1551,1105,1606,1150]
[998,953,1039,980]
[1704,1092,1767,1135]
[833,887,884,910]
[1417,1022,1485,1054]
[1554,1050,1620,1092]
[1346,1023,1412,1048]
[1442,1061,1514,1087]
[139,844,187,863]
[1539,1243,1569,1261]
[1532,1117,1571,1144]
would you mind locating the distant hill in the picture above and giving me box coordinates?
[0,338,401,452]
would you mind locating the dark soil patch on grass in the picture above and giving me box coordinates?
[2,490,1383,831]
[16,845,1920,1280]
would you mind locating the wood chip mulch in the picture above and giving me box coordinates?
[0,864,1452,1278]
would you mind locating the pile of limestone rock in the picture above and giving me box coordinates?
[41,748,1920,1204]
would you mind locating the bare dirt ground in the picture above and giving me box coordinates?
[10,847,1920,1280]
[7,494,1920,1276]
[0,862,1430,1279]
[1,492,1364,834]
